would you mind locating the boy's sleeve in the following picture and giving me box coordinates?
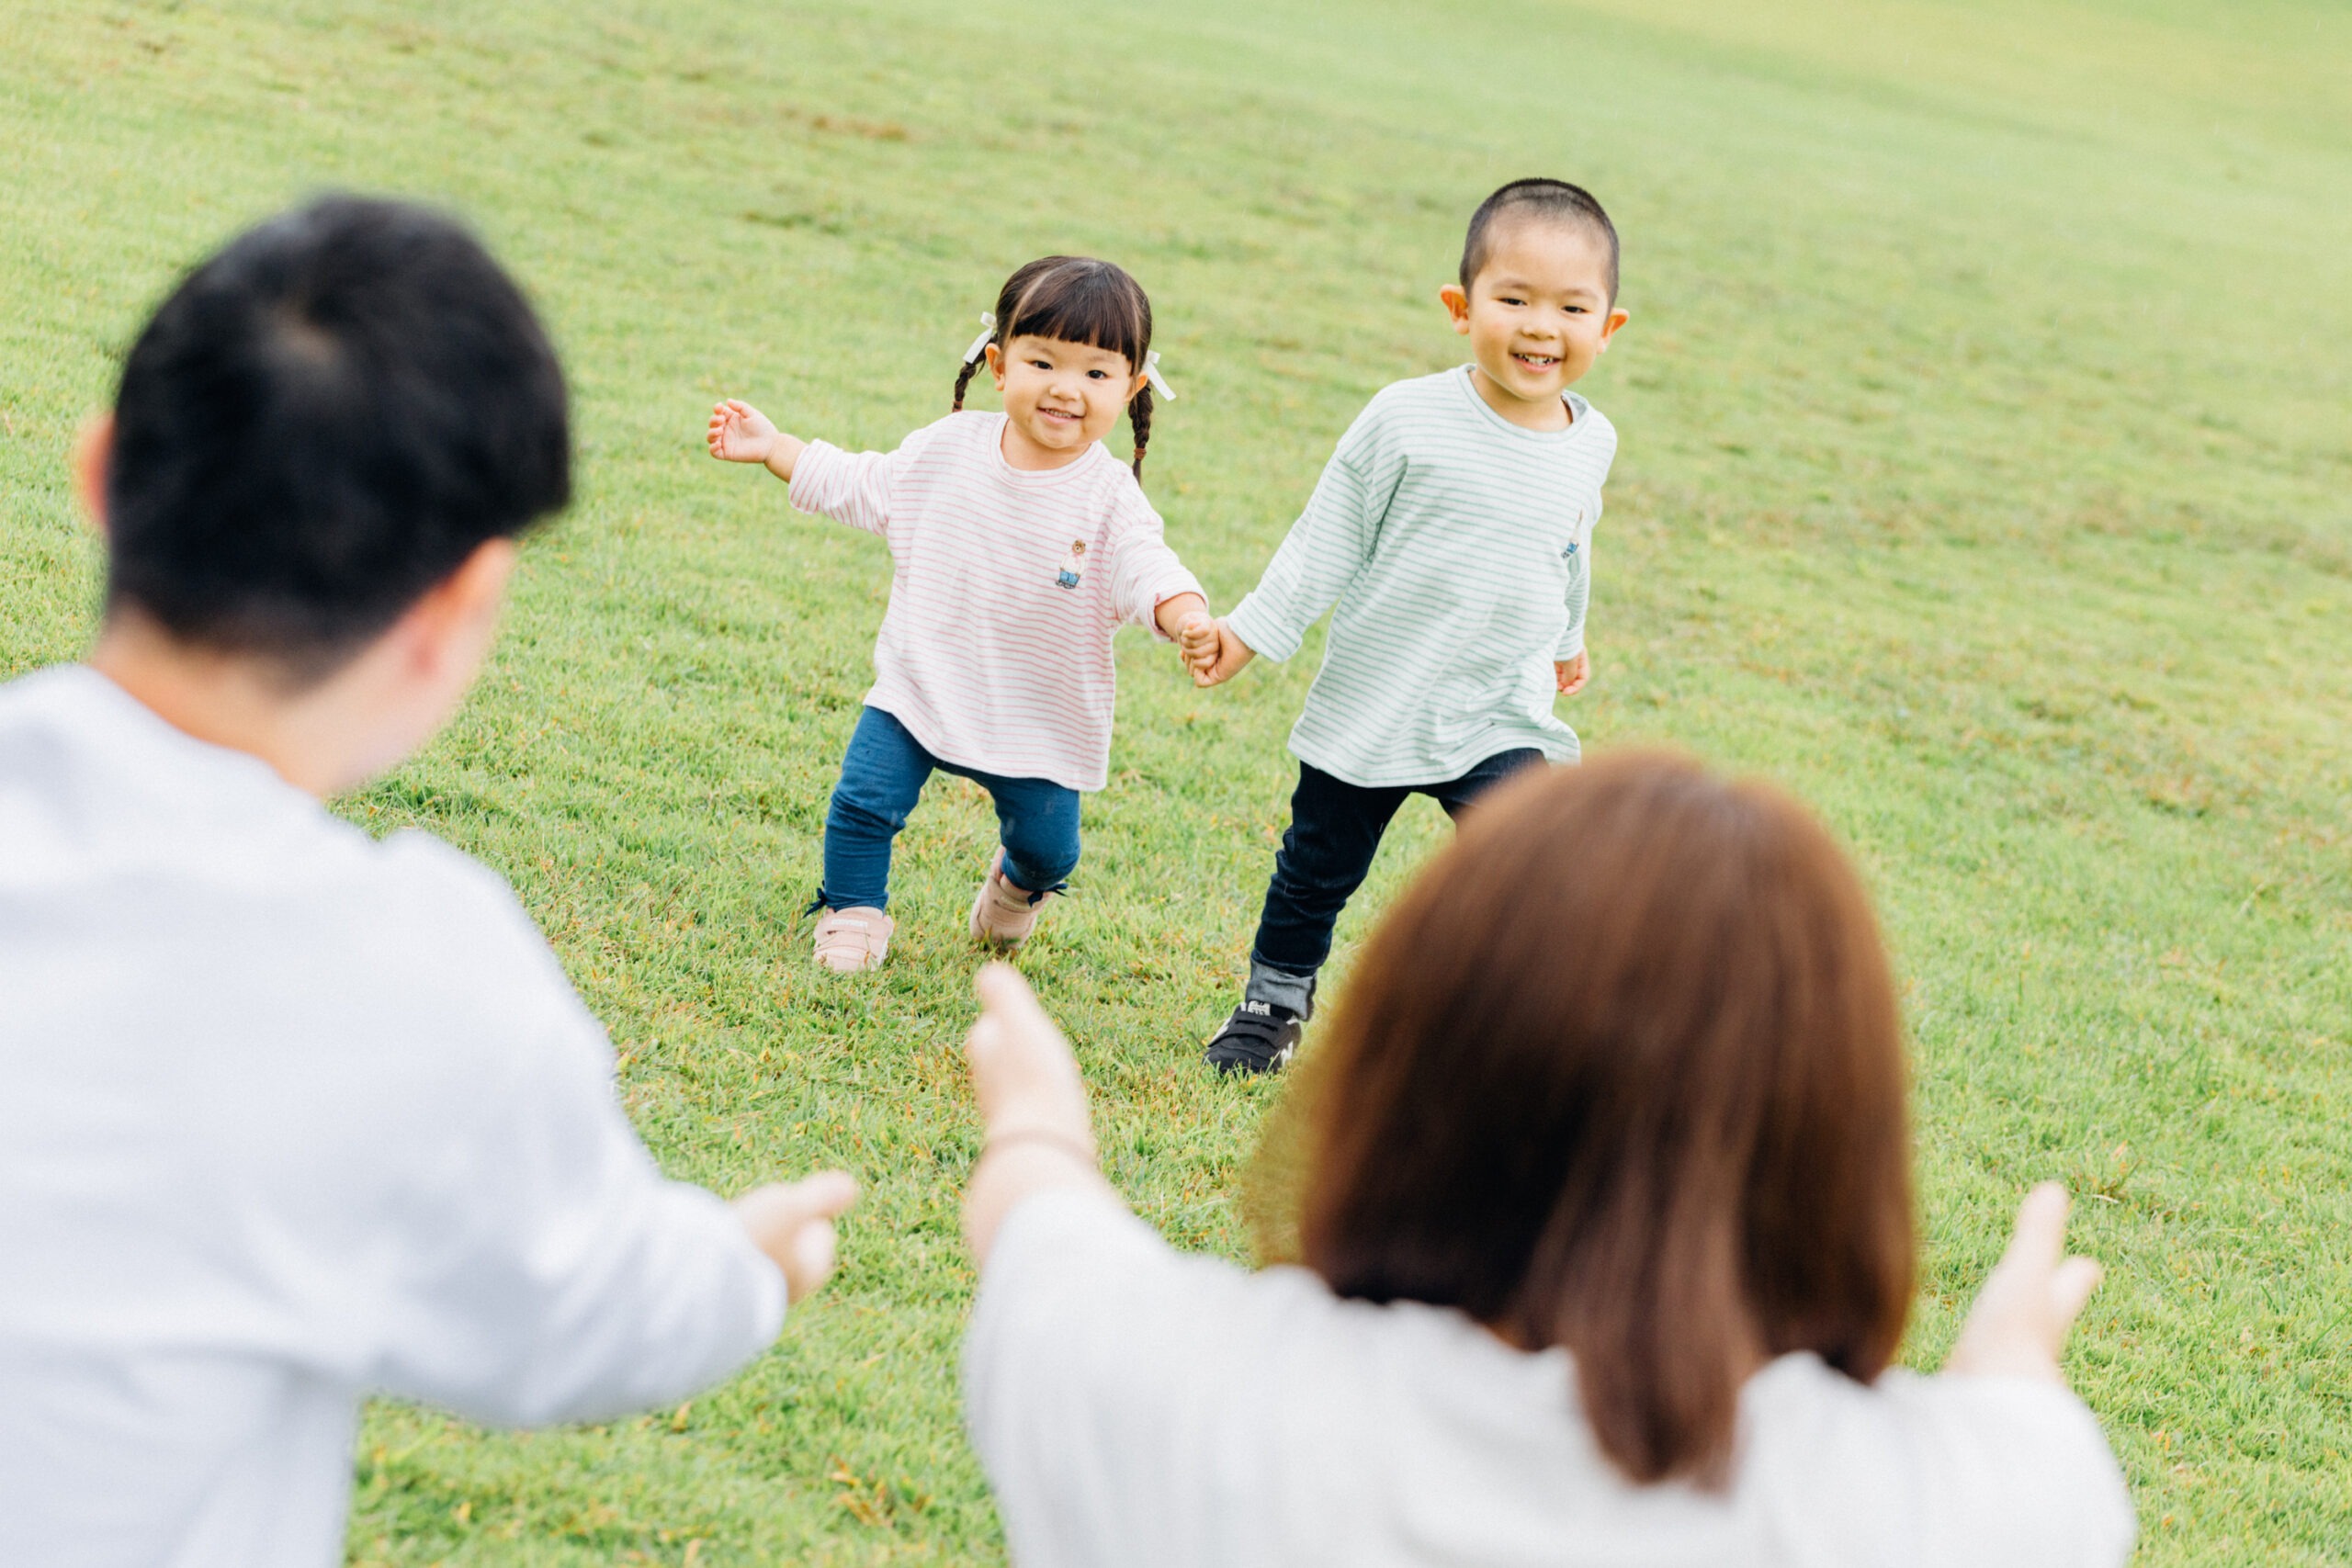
[369,959,785,1427]
[786,438,900,539]
[1223,406,1399,663]
[1556,521,1592,661]
[1106,500,1206,639]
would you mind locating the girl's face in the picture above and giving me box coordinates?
[986,334,1148,470]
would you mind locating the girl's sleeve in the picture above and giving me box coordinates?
[1107,501,1206,639]
[786,438,900,539]
[1223,405,1400,663]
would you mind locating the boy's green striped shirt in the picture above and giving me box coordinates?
[1225,366,1617,788]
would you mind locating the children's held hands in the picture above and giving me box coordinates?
[1188,619,1258,688]
[1555,651,1590,695]
[1943,1182,2104,1383]
[732,1169,860,1303]
[962,963,1112,1262]
[707,398,807,480]
[1178,615,1222,685]
[1150,592,1216,684]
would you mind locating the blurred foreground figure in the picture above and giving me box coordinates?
[958,752,2135,1567]
[0,197,854,1567]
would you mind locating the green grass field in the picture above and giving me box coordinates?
[5,0,2350,1560]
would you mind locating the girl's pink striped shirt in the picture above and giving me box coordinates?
[788,412,1204,793]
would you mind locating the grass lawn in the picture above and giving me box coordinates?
[5,0,2350,1560]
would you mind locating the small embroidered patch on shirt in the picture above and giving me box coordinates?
[1057,539,1088,589]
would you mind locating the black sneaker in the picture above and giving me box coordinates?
[1204,999,1303,1076]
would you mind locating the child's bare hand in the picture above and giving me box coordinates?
[1177,613,1220,683]
[1193,619,1257,688]
[707,398,780,463]
[1555,651,1590,695]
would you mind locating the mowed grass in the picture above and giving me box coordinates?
[4,0,2350,1560]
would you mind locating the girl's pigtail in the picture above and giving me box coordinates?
[953,311,1000,412]
[1127,384,1153,482]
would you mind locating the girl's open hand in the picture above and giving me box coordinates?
[1944,1182,2104,1382]
[707,398,780,463]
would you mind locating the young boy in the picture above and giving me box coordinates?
[1187,178,1630,1074]
[0,198,854,1566]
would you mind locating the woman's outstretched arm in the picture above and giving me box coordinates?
[962,964,1118,1265]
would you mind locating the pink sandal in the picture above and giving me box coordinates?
[812,906,893,972]
[968,851,1052,948]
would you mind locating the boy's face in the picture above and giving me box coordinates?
[1441,219,1629,417]
[987,335,1147,463]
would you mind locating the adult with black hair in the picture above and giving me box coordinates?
[0,197,855,1566]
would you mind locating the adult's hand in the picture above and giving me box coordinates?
[963,963,1112,1263]
[734,1169,859,1304]
[1943,1182,2104,1382]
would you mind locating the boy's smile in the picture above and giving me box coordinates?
[987,333,1148,470]
[1440,219,1629,431]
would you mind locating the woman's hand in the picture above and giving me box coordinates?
[1943,1182,2104,1382]
[732,1169,860,1303]
[963,963,1112,1263]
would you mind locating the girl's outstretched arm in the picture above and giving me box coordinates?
[707,399,808,482]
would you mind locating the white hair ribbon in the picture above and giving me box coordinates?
[1144,350,1177,402]
[961,311,997,366]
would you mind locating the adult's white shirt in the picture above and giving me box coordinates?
[0,666,786,1567]
[967,1189,2138,1568]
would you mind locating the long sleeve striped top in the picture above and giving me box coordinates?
[787,412,1204,793]
[1224,367,1617,788]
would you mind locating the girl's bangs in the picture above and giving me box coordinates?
[1005,266,1149,367]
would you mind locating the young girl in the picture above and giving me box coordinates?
[707,256,1212,972]
[956,752,2133,1566]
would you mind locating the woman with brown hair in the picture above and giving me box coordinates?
[957,751,2133,1566]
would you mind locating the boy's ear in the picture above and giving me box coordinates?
[1599,306,1631,350]
[1438,284,1473,334]
[74,412,115,539]
[984,342,1007,391]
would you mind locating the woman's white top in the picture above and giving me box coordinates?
[966,1190,2136,1568]
[0,666,786,1568]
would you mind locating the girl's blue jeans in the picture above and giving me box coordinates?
[818,706,1080,912]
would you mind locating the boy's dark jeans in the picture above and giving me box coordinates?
[1247,749,1544,1006]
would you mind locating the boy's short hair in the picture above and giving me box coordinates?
[1459,178,1620,303]
[106,196,570,682]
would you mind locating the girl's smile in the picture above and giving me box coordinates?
[986,333,1149,471]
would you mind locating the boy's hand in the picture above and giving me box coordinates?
[1192,619,1258,688]
[1555,651,1590,695]
[1943,1183,2104,1383]
[732,1169,859,1303]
